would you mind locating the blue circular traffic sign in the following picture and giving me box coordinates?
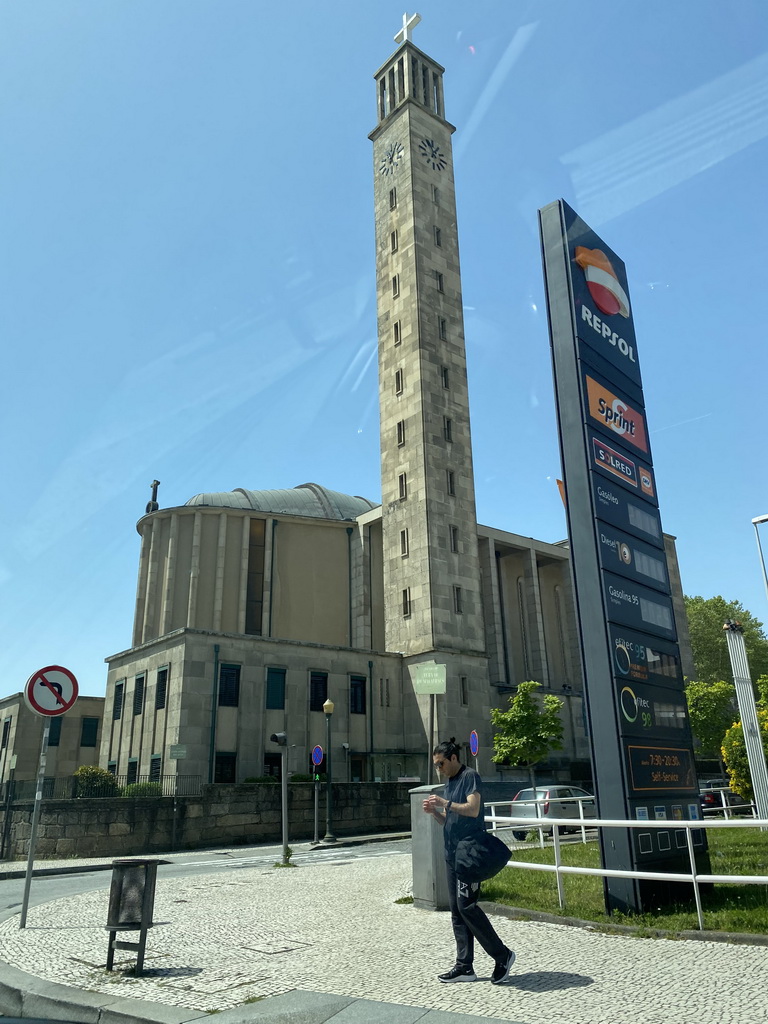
[469,730,479,757]
[311,744,324,766]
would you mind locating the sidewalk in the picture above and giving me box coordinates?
[0,839,766,1024]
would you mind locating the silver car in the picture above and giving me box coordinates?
[510,785,596,840]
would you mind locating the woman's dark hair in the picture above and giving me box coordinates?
[433,737,461,760]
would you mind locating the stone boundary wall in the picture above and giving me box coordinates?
[0,782,413,861]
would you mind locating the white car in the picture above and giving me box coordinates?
[510,785,596,840]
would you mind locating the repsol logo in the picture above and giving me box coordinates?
[582,306,636,363]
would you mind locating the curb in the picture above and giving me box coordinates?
[482,899,768,946]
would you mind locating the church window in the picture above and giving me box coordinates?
[441,365,450,388]
[434,226,442,247]
[379,78,387,120]
[393,320,401,345]
[266,667,286,710]
[309,671,328,712]
[80,717,99,747]
[155,666,168,709]
[517,577,531,676]
[453,586,463,613]
[133,675,145,715]
[446,469,455,496]
[214,752,236,783]
[107,761,117,775]
[127,759,138,785]
[0,718,10,749]
[218,664,241,707]
[450,525,459,552]
[460,676,469,706]
[245,518,266,635]
[350,675,367,715]
[432,184,440,204]
[402,588,412,617]
[398,473,408,499]
[391,230,398,253]
[389,187,397,209]
[395,368,404,394]
[435,270,444,292]
[392,274,400,298]
[149,756,162,781]
[397,419,406,446]
[400,528,409,556]
[48,715,62,746]
[439,317,447,340]
[443,417,453,442]
[113,681,124,720]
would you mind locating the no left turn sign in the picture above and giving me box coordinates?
[24,665,79,717]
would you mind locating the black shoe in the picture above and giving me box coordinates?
[491,949,516,985]
[438,964,477,983]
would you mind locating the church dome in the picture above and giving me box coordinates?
[185,482,378,521]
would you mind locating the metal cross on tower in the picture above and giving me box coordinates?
[395,12,421,44]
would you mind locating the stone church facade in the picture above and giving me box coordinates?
[100,23,693,789]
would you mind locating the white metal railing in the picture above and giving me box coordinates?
[699,785,756,820]
[484,808,768,930]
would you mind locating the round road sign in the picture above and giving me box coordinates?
[469,730,479,757]
[24,665,79,717]
[311,744,324,766]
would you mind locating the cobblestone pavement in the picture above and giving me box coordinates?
[0,850,766,1023]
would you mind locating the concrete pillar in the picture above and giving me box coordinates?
[410,784,449,911]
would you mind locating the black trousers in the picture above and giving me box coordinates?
[446,858,507,967]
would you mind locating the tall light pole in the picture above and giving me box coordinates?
[752,514,768,608]
[722,621,768,823]
[322,698,336,843]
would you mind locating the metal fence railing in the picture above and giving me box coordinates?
[0,774,202,801]
[485,803,768,930]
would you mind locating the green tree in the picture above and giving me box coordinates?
[721,709,768,800]
[684,679,738,774]
[491,680,564,789]
[684,595,768,684]
[73,764,119,798]
[755,675,768,710]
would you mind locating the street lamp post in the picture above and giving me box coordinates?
[752,514,768,608]
[322,698,336,843]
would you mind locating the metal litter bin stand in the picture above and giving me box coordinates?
[105,858,164,974]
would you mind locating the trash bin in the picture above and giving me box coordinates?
[105,858,165,973]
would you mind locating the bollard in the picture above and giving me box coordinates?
[409,784,449,911]
[105,858,166,974]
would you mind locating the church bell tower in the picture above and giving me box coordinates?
[370,15,486,666]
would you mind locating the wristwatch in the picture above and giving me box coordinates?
[446,801,452,813]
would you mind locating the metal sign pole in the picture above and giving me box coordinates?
[280,748,289,864]
[19,720,50,928]
[428,694,435,773]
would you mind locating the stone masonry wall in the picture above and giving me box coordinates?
[0,782,413,861]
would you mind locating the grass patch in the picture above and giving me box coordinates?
[482,828,768,935]
[394,895,414,904]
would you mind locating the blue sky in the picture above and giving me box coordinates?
[2,1,767,697]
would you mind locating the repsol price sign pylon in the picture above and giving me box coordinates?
[539,200,707,915]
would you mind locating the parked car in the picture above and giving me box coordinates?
[699,779,750,813]
[509,785,596,840]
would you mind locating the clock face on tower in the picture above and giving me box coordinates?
[379,141,404,175]
[418,137,447,172]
